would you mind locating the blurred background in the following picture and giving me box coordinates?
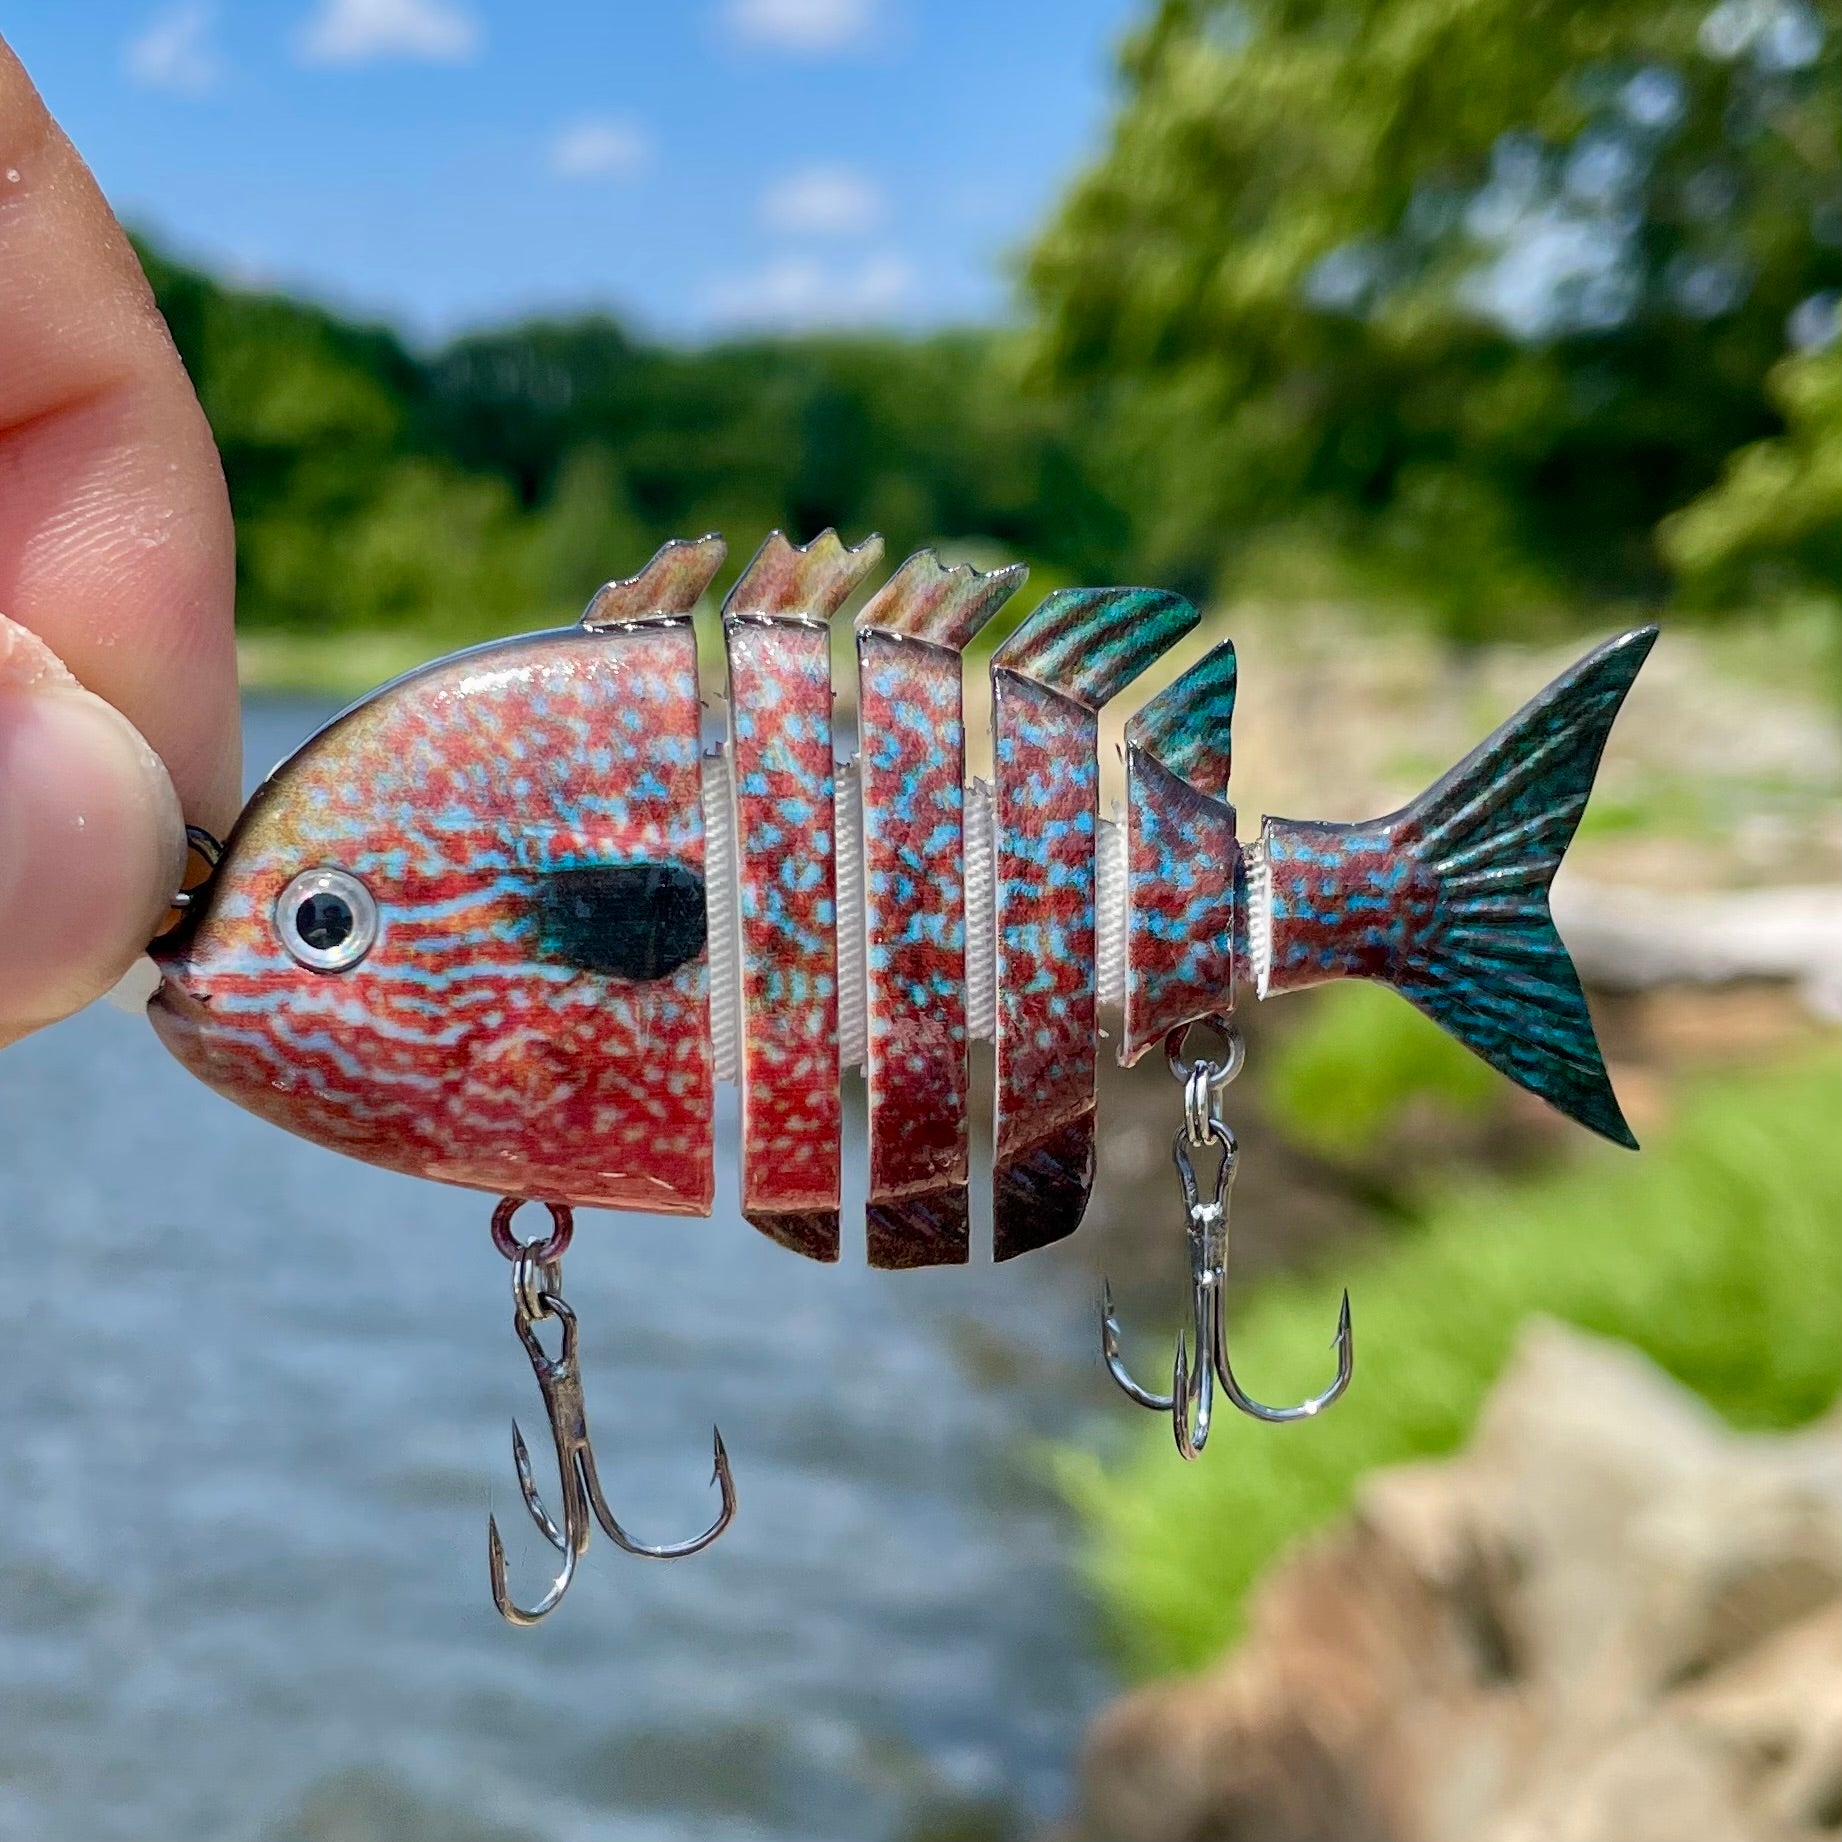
[2,1,1841,1838]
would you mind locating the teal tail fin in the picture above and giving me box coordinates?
[1260,626,1658,1146]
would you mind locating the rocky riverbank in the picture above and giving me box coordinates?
[1059,1320,1842,1842]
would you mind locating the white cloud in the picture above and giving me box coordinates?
[550,117,651,181]
[761,166,883,237]
[296,0,479,66]
[705,253,913,330]
[125,2,223,97]
[722,0,880,55]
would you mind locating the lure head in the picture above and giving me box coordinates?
[148,624,718,1214]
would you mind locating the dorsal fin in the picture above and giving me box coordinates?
[858,549,1026,651]
[1126,640,1237,795]
[580,535,727,629]
[993,586,1198,708]
[724,529,884,620]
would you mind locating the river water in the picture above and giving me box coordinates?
[0,700,1126,1842]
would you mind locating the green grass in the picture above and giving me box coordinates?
[236,628,455,699]
[1263,982,1500,1161]
[1060,1050,1842,1679]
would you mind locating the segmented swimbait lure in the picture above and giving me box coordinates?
[147,530,1656,1619]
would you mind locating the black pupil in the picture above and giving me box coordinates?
[297,892,355,951]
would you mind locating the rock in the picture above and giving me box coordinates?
[1065,1321,1842,1842]
[1550,881,1842,1021]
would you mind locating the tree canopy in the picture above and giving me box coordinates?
[1026,0,1842,632]
[140,0,1842,656]
[139,242,1129,642]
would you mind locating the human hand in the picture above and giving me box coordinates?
[0,32,238,1047]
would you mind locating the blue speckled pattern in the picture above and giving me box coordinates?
[1123,753,1240,1064]
[721,531,884,1261]
[154,518,1660,1272]
[147,622,719,1212]
[725,618,844,1254]
[989,586,1199,1258]
[991,669,1098,1260]
[1122,639,1241,1061]
[855,551,1026,1269]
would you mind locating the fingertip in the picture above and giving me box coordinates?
[0,32,241,835]
[0,674,183,1045]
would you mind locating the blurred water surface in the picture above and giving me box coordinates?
[0,700,1114,1842]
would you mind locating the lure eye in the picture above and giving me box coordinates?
[275,868,378,972]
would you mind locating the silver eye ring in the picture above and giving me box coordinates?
[275,868,379,972]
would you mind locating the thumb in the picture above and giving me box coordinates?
[0,614,184,1047]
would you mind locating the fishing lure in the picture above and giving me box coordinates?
[147,530,1655,1621]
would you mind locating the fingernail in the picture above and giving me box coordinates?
[0,681,183,1044]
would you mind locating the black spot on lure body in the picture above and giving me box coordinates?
[534,863,707,981]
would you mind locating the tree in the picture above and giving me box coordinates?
[1026,0,1842,632]
[137,240,1136,642]
[1663,338,1842,610]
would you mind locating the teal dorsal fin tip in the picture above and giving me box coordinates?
[858,549,1027,651]
[993,586,1198,710]
[581,534,728,628]
[724,528,885,621]
[1126,640,1237,794]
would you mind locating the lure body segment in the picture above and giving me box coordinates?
[988,587,1198,1260]
[151,531,1657,1254]
[720,532,882,1259]
[856,553,1025,1269]
[151,607,718,1212]
[1122,642,1241,1066]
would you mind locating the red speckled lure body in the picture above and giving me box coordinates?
[153,613,716,1214]
[151,530,1656,1265]
[1121,644,1241,1065]
[721,537,879,1259]
[855,553,1024,1268]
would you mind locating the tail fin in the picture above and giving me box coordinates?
[1259,626,1658,1147]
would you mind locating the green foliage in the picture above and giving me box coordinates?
[136,240,1130,652]
[1061,1051,1842,1678]
[421,323,1133,580]
[1026,0,1842,629]
[135,0,1842,662]
[1664,344,1842,658]
[1264,981,1500,1160]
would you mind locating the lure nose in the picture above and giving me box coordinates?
[146,897,206,986]
[147,897,200,964]
[143,924,213,1076]
[148,824,225,961]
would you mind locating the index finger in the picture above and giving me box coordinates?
[0,32,239,831]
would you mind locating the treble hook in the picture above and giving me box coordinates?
[1100,1032,1353,1457]
[486,1200,736,1626]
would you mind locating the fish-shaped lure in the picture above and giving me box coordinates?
[144,530,1655,1618]
[150,530,1655,1268]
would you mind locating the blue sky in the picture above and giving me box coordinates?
[6,0,1136,344]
